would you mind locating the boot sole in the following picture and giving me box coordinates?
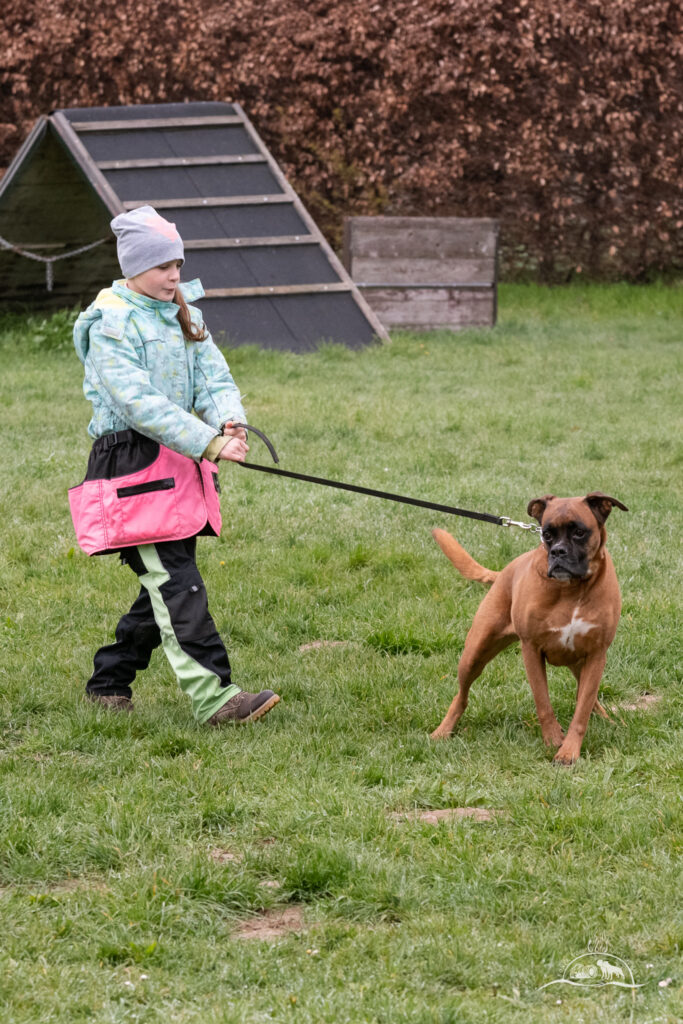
[208,693,281,726]
[242,693,280,722]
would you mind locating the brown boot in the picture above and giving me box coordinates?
[207,689,279,726]
[86,694,134,712]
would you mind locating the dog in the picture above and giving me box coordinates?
[431,492,628,764]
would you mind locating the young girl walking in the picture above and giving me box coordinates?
[69,205,279,726]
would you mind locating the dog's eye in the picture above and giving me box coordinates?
[574,529,586,539]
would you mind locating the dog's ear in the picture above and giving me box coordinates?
[585,492,629,524]
[527,495,555,522]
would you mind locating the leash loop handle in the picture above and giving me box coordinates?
[224,422,280,464]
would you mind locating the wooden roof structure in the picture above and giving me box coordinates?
[0,102,387,351]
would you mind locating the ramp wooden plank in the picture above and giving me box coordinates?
[204,283,351,297]
[72,117,243,131]
[123,195,294,209]
[62,102,238,122]
[184,236,316,249]
[96,155,267,170]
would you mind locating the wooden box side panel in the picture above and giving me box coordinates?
[359,286,495,330]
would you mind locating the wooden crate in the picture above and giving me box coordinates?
[343,216,499,330]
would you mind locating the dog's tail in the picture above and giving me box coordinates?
[432,528,499,585]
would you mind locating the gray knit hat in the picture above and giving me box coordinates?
[110,205,184,278]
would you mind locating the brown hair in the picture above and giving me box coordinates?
[175,287,207,342]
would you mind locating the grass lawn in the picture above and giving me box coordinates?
[0,283,680,1023]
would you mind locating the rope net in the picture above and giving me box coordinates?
[0,234,109,291]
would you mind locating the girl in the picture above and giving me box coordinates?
[69,205,279,726]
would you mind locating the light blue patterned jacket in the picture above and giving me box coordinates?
[73,279,246,460]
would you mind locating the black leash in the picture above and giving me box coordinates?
[226,423,541,533]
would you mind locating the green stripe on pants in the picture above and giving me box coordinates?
[136,544,240,723]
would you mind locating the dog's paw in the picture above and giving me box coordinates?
[553,743,580,766]
[542,725,565,748]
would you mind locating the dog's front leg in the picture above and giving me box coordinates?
[520,643,565,749]
[554,652,607,765]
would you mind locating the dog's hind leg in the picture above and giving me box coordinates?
[592,699,612,720]
[431,617,516,740]
[569,665,615,723]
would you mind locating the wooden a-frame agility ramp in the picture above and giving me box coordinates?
[0,101,388,351]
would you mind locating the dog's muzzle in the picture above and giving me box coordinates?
[547,557,588,580]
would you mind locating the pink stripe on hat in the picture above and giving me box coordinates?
[111,205,184,278]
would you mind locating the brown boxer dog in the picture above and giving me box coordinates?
[431,492,628,764]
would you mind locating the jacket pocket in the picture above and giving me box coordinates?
[117,477,175,498]
[110,481,181,545]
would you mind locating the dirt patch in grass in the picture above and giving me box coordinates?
[390,807,500,825]
[299,640,354,652]
[618,693,662,712]
[50,877,109,894]
[234,905,305,940]
[210,848,243,865]
[0,877,109,898]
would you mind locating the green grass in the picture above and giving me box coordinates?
[0,283,681,1023]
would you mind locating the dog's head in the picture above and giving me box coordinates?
[527,492,628,581]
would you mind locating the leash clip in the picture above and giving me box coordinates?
[500,516,542,534]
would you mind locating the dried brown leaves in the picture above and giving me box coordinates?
[2,0,681,279]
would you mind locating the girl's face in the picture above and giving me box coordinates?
[127,260,182,302]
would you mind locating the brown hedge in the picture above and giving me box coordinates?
[2,0,682,280]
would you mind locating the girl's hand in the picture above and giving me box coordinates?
[217,435,249,462]
[222,423,247,441]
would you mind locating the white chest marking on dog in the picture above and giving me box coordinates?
[552,607,597,651]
